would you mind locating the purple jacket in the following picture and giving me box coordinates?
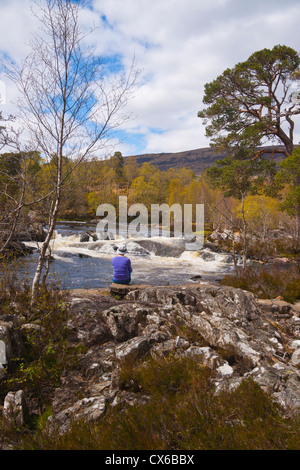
[112,256,132,281]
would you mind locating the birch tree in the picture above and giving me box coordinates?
[4,0,139,297]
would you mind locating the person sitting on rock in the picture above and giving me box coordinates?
[112,244,132,285]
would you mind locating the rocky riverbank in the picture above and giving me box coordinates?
[1,280,300,443]
[1,215,47,258]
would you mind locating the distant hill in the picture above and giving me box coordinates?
[128,146,288,175]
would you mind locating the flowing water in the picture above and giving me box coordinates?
[9,222,242,290]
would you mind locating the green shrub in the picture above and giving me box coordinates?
[0,278,83,412]
[221,265,300,303]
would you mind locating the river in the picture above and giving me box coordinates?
[10,222,242,290]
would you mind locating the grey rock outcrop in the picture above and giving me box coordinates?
[3,390,29,426]
[0,314,25,370]
[2,282,300,433]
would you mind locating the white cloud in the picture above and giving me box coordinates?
[1,0,300,155]
[0,0,36,63]
[91,0,300,154]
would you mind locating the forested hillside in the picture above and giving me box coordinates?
[130,145,287,175]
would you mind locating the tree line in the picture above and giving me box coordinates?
[1,146,299,256]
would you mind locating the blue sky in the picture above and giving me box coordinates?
[0,0,300,158]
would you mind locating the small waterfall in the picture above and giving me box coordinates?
[18,224,239,289]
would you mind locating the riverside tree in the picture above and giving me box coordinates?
[198,45,300,158]
[206,158,278,272]
[0,109,39,255]
[198,44,300,239]
[4,0,139,298]
[0,151,43,255]
[276,146,300,244]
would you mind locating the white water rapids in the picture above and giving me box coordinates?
[20,223,242,290]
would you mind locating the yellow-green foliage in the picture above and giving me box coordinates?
[235,194,280,230]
